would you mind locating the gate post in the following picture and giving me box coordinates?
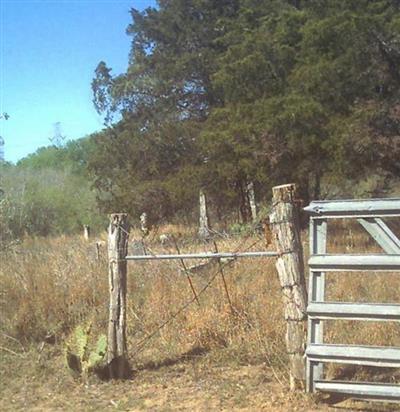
[107,213,130,378]
[270,184,307,390]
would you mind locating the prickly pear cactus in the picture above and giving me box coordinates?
[65,321,107,379]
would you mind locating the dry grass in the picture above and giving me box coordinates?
[0,235,107,344]
[0,221,399,411]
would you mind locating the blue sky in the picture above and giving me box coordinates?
[0,0,156,162]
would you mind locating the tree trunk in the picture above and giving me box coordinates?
[313,170,321,200]
[107,213,130,379]
[270,183,307,390]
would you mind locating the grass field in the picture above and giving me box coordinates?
[0,221,399,411]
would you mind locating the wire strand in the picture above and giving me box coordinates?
[128,234,265,358]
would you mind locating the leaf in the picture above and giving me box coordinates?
[86,334,107,370]
[95,334,107,357]
[74,325,89,361]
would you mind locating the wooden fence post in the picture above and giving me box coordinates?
[83,225,90,241]
[140,212,149,237]
[247,181,257,222]
[270,184,307,390]
[107,213,130,378]
[198,189,211,240]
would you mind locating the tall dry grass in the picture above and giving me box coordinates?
[0,235,108,343]
[0,220,399,383]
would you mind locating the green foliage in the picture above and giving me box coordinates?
[65,322,107,379]
[88,335,107,368]
[88,118,202,223]
[1,166,103,237]
[87,0,399,222]
[0,139,105,238]
[17,137,96,176]
[228,222,255,236]
[2,0,386,235]
[6,2,397,233]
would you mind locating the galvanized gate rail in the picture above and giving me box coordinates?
[125,251,278,261]
[304,198,400,402]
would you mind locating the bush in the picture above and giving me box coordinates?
[0,164,105,238]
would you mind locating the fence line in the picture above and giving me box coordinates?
[106,183,306,387]
[105,190,400,404]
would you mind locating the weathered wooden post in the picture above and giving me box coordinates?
[198,189,211,240]
[107,213,130,378]
[140,212,149,237]
[247,181,257,222]
[270,183,307,390]
[83,225,90,241]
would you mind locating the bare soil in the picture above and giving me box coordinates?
[0,347,398,412]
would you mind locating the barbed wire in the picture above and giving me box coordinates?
[128,232,268,359]
[111,218,275,358]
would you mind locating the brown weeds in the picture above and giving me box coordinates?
[0,222,398,384]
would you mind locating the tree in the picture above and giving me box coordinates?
[0,112,9,162]
[205,0,400,200]
[90,1,245,221]
[89,0,400,226]
[92,1,241,123]
[87,117,202,223]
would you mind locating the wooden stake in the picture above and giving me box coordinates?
[140,212,149,237]
[107,213,130,379]
[247,181,257,222]
[198,189,211,240]
[270,184,307,390]
[83,225,90,241]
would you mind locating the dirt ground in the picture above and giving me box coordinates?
[1,347,398,412]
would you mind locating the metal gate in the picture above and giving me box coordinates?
[304,198,400,402]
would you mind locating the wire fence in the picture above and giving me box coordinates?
[126,229,274,358]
